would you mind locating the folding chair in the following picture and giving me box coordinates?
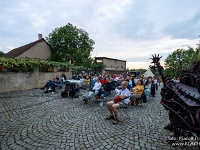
[82,90,97,104]
[134,98,143,106]
[117,99,132,119]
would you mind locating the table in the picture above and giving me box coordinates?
[67,80,83,88]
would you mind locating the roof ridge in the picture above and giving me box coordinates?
[4,38,45,58]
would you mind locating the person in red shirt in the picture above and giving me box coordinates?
[113,74,117,79]
[100,75,107,85]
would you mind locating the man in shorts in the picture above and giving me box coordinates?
[106,81,130,125]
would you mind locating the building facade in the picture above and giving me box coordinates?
[95,57,126,75]
[4,35,51,60]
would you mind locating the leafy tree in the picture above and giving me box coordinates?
[129,68,147,75]
[0,51,5,57]
[91,62,106,72]
[164,47,198,79]
[46,23,95,67]
[136,69,147,75]
[196,45,200,60]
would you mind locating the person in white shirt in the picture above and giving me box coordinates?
[134,77,139,85]
[106,81,130,125]
[83,78,101,103]
[61,73,66,83]
[79,76,85,84]
[114,76,119,81]
[92,74,98,82]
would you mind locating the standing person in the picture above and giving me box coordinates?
[134,76,139,86]
[132,76,136,87]
[125,75,132,91]
[153,77,158,91]
[106,81,130,125]
[144,77,154,100]
[128,75,133,88]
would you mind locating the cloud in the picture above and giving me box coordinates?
[163,11,200,39]
[1,0,200,69]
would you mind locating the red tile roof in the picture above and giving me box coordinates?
[4,38,48,58]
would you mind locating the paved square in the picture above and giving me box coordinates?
[0,85,199,149]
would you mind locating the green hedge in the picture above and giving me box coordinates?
[0,57,86,72]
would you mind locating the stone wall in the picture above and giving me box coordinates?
[0,71,72,93]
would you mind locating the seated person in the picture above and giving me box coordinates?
[106,81,130,125]
[130,79,144,105]
[61,73,66,83]
[79,76,85,84]
[44,77,62,93]
[83,78,101,103]
[41,74,61,90]
[125,76,132,91]
[72,74,78,80]
[85,75,90,85]
[100,76,107,85]
[109,77,117,90]
[118,74,124,84]
[95,77,113,99]
[81,75,90,89]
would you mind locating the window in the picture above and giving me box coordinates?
[96,59,102,63]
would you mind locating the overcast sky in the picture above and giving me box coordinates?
[1,0,200,69]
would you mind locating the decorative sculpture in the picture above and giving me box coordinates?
[150,54,200,146]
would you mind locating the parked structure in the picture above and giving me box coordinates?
[143,68,155,77]
[95,57,126,75]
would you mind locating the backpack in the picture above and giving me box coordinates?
[61,91,69,98]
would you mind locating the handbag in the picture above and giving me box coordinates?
[114,95,121,103]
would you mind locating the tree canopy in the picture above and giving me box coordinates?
[46,23,95,68]
[130,69,147,75]
[91,62,106,71]
[164,46,199,79]
[0,51,5,57]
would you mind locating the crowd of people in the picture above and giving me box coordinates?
[69,73,160,125]
[41,72,160,125]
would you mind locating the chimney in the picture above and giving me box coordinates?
[38,34,42,40]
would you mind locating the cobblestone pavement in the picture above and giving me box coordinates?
[0,85,199,150]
